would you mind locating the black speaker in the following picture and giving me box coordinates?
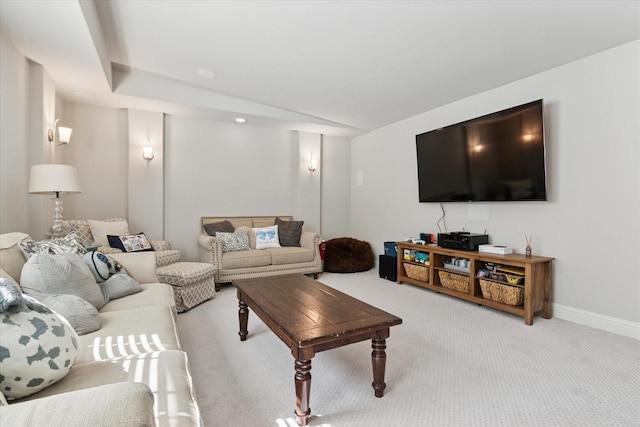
[379,255,397,282]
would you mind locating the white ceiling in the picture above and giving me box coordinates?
[1,1,639,138]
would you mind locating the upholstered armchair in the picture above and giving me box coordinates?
[61,218,216,312]
[62,218,181,267]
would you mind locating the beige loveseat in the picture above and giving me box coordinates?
[198,216,323,284]
[0,233,202,426]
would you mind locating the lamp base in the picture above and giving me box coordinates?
[49,196,69,239]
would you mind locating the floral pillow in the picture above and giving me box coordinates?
[18,233,86,260]
[107,233,153,253]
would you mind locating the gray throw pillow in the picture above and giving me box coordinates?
[203,220,234,236]
[99,274,142,300]
[35,294,101,335]
[275,217,304,247]
[20,253,109,310]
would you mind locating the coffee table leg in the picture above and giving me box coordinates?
[294,359,311,426]
[371,338,387,397]
[238,299,248,341]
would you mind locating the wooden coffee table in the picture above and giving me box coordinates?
[233,274,402,426]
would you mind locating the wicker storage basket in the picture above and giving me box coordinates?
[403,263,429,281]
[479,279,524,306]
[438,271,469,293]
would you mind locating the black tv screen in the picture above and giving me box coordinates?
[416,99,547,202]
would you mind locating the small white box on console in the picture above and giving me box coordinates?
[478,244,513,255]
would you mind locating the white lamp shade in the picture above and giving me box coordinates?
[28,164,82,194]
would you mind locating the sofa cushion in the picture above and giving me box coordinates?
[107,233,153,253]
[18,234,86,260]
[2,382,156,427]
[20,253,109,310]
[77,306,180,363]
[100,283,175,312]
[265,247,316,265]
[203,220,234,236]
[253,225,280,249]
[275,217,304,247]
[88,219,129,246]
[216,231,250,252]
[221,250,272,269]
[16,350,201,427]
[0,300,79,400]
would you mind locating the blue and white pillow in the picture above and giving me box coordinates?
[253,225,281,249]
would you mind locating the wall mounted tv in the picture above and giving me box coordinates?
[416,99,547,202]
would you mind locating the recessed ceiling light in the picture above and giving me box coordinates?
[235,117,246,123]
[72,91,95,99]
[196,68,217,79]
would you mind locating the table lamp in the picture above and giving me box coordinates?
[28,164,82,238]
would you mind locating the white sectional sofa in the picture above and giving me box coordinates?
[0,233,202,426]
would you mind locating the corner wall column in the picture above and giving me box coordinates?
[127,110,164,239]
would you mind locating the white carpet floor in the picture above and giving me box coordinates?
[177,270,640,427]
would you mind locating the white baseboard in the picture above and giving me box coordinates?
[553,303,640,340]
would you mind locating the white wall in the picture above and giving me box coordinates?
[63,103,129,222]
[127,110,164,238]
[163,116,302,261]
[297,132,321,234]
[0,31,30,234]
[321,135,351,240]
[351,41,640,335]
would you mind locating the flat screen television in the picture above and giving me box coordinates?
[416,99,547,202]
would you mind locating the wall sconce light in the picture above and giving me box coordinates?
[48,119,73,145]
[142,141,154,162]
[522,132,534,142]
[308,158,319,173]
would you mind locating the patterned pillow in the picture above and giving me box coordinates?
[216,231,250,252]
[107,233,153,253]
[18,234,87,260]
[253,225,281,249]
[82,251,126,283]
[0,298,79,399]
[61,220,93,246]
[203,220,235,236]
[275,217,304,247]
